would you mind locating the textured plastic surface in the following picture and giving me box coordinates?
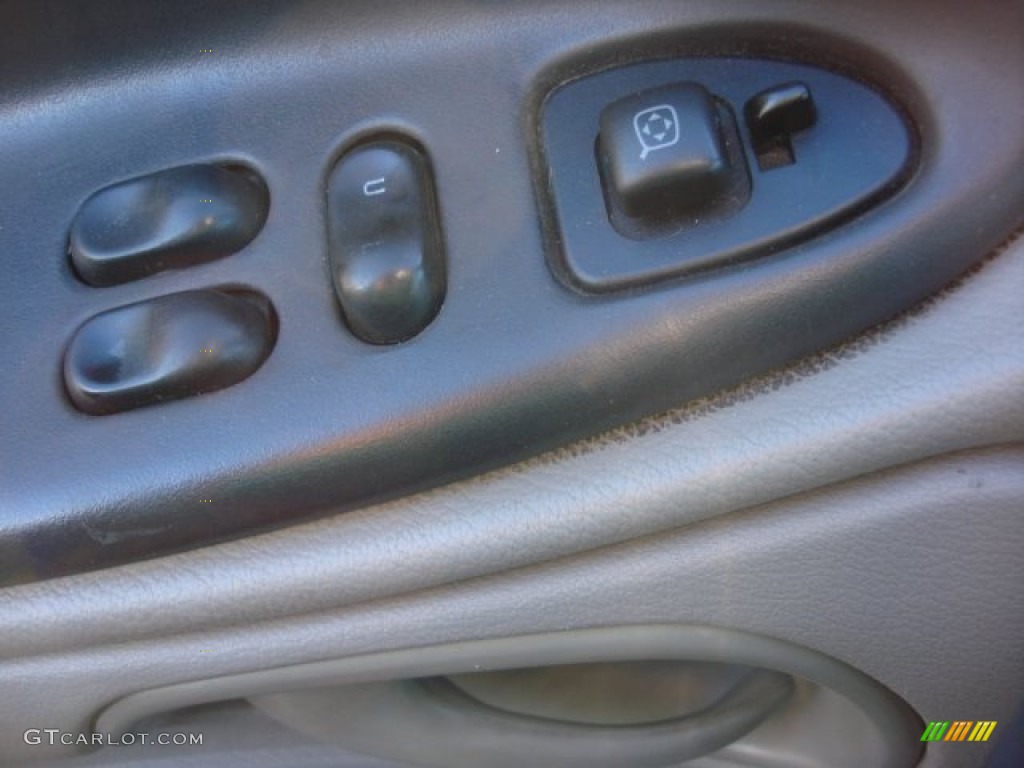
[3,449,1019,766]
[0,0,1022,582]
[63,290,277,415]
[543,57,913,289]
[69,164,269,287]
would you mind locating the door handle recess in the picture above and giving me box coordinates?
[95,625,923,767]
[325,668,795,768]
[247,667,793,768]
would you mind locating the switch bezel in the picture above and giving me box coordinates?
[539,57,916,293]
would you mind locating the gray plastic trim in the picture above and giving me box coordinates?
[2,447,1020,765]
[95,625,920,768]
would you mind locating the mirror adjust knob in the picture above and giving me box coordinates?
[598,82,735,221]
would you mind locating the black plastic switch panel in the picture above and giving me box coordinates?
[69,164,269,286]
[327,140,445,344]
[598,83,734,220]
[542,58,913,291]
[64,290,276,415]
[745,82,817,149]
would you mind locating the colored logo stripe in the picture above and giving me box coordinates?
[921,720,997,742]
[945,721,973,741]
[969,721,998,742]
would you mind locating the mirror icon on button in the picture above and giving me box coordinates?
[634,104,680,159]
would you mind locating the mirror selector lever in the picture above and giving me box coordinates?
[745,82,816,147]
[327,140,446,345]
[598,82,748,224]
[745,82,817,169]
